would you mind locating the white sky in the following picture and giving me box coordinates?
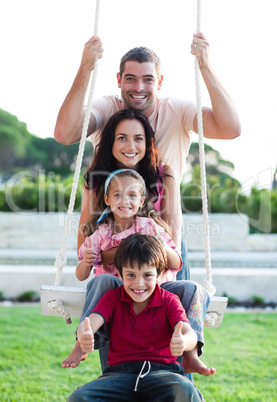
[1,0,277,191]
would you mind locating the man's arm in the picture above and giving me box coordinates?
[191,33,241,140]
[54,36,103,145]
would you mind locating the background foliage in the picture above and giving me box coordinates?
[0,108,93,178]
[1,109,276,232]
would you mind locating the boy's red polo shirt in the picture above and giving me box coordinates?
[92,284,190,367]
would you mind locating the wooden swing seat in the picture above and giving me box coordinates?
[40,285,228,328]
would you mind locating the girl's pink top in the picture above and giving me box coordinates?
[78,216,182,282]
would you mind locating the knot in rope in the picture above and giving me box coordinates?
[48,299,72,325]
[204,312,218,327]
[202,279,216,296]
[55,252,67,270]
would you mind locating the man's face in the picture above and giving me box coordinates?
[117,61,163,116]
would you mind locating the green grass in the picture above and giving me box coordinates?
[0,306,276,401]
[194,311,277,401]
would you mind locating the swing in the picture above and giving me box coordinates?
[40,0,228,328]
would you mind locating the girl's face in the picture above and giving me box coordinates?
[104,176,145,223]
[112,119,146,170]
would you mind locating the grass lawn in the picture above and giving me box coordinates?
[0,306,276,401]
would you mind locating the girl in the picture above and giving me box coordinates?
[76,169,181,284]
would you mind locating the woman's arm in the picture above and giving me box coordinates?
[78,188,95,254]
[163,242,182,270]
[101,247,118,265]
[161,165,182,249]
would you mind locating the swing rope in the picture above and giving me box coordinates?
[48,0,218,326]
[195,0,217,327]
[48,0,101,323]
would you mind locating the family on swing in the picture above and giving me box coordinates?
[54,31,240,401]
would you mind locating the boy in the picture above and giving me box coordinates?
[67,234,204,401]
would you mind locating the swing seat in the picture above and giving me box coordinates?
[40,285,86,320]
[40,285,228,327]
[206,295,228,328]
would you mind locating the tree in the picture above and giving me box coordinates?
[0,109,93,177]
[0,109,30,171]
[273,165,277,189]
[185,142,235,177]
[180,143,244,214]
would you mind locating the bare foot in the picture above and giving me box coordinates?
[61,340,87,368]
[182,347,216,376]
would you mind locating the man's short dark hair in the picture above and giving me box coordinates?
[114,233,166,276]
[119,47,161,78]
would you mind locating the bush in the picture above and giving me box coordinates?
[245,187,276,234]
[1,167,277,234]
[0,172,83,213]
[17,291,39,302]
[180,166,277,234]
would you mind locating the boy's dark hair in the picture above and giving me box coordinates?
[119,47,162,78]
[114,233,167,277]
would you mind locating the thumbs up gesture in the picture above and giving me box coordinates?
[170,321,185,357]
[77,317,95,354]
[83,238,98,266]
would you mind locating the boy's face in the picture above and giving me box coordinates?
[120,262,158,305]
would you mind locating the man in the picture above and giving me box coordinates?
[54,33,241,280]
[54,33,240,161]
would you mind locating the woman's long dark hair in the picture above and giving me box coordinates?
[84,109,162,203]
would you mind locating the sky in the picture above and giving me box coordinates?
[1,0,277,192]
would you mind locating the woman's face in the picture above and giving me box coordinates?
[112,119,146,170]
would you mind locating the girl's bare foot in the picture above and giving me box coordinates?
[61,340,87,368]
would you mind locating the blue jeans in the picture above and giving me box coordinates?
[176,236,190,281]
[67,361,204,401]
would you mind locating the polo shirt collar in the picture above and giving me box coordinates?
[120,284,163,308]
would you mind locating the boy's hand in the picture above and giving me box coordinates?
[78,317,94,353]
[170,322,185,356]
